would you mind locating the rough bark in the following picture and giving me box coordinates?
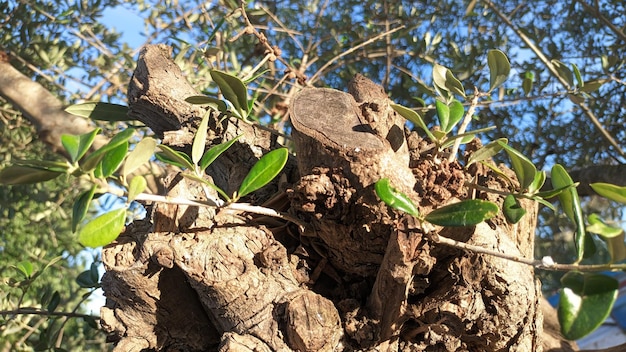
[100,44,577,351]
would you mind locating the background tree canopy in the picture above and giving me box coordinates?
[1,0,624,350]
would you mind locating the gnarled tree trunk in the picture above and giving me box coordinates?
[100,44,576,351]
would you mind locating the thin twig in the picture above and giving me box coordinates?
[430,232,626,272]
[0,308,98,320]
[308,26,405,84]
[482,0,625,158]
[448,87,481,162]
[132,192,307,230]
[576,0,626,43]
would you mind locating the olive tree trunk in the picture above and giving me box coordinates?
[100,44,576,352]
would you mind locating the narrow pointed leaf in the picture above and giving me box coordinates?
[65,102,131,122]
[447,100,464,132]
[434,64,466,98]
[558,272,618,340]
[586,214,623,239]
[441,133,476,149]
[127,175,147,203]
[156,145,194,170]
[527,170,546,194]
[72,184,97,233]
[210,70,248,119]
[551,60,574,87]
[534,182,575,199]
[15,261,34,278]
[498,141,537,191]
[425,199,498,227]
[61,128,100,163]
[185,95,228,112]
[572,63,583,88]
[552,164,585,261]
[374,178,419,217]
[78,208,126,248]
[192,111,211,165]
[101,141,128,177]
[0,165,63,185]
[487,49,511,92]
[12,159,70,173]
[391,103,436,141]
[237,148,288,198]
[432,64,449,94]
[590,183,626,204]
[605,233,626,263]
[47,291,60,312]
[522,77,533,96]
[503,194,526,224]
[579,81,603,93]
[82,128,135,171]
[435,100,450,132]
[200,135,242,171]
[445,68,466,98]
[123,137,156,178]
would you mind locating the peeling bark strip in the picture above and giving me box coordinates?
[101,45,575,351]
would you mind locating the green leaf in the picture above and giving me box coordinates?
[61,128,100,163]
[156,144,194,170]
[572,63,583,88]
[65,102,131,122]
[72,185,97,233]
[100,141,128,177]
[440,133,475,149]
[552,164,585,262]
[82,128,135,172]
[13,159,69,172]
[76,263,100,288]
[431,129,447,141]
[590,183,626,204]
[127,175,147,203]
[15,260,35,279]
[210,70,249,119]
[533,182,575,199]
[446,100,464,133]
[558,272,618,340]
[467,138,507,166]
[551,60,574,87]
[579,80,604,93]
[487,49,511,92]
[530,195,557,212]
[605,233,626,263]
[237,148,288,199]
[374,178,419,217]
[391,103,436,142]
[123,137,156,178]
[503,194,526,224]
[192,111,211,166]
[0,165,63,185]
[433,64,466,98]
[497,141,537,191]
[527,170,546,194]
[522,77,533,96]
[586,214,623,239]
[425,199,499,227]
[435,100,450,132]
[78,208,126,248]
[185,95,228,112]
[47,291,60,312]
[200,135,242,171]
